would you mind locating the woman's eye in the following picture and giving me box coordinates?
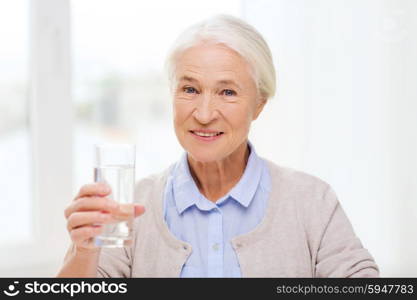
[183,86,198,94]
[222,89,236,96]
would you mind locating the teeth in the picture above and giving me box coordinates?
[193,131,221,137]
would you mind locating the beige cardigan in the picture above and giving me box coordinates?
[97,158,379,277]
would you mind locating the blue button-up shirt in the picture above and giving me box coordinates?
[163,141,271,277]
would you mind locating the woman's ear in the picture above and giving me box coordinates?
[253,97,267,120]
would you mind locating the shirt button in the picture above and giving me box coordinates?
[212,243,219,251]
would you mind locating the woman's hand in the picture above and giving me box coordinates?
[64,182,145,253]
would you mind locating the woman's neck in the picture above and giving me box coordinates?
[187,141,250,202]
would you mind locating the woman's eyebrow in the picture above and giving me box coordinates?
[179,76,199,83]
[179,76,241,90]
[217,79,242,90]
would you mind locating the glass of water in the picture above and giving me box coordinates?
[93,143,135,248]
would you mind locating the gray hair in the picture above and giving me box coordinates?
[164,14,276,101]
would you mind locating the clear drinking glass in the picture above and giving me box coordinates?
[93,144,135,248]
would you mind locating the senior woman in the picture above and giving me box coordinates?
[58,15,379,277]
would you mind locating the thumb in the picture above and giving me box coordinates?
[134,204,145,218]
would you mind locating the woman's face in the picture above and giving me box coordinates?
[173,43,266,163]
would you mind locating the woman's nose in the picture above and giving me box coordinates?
[193,95,218,124]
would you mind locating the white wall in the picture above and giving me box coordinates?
[245,0,417,276]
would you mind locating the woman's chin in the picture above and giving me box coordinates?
[184,145,226,163]
[187,151,221,163]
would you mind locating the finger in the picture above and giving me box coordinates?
[134,205,145,218]
[110,204,145,220]
[109,204,133,222]
[67,211,111,232]
[65,196,118,219]
[98,204,144,223]
[70,225,103,247]
[75,183,111,200]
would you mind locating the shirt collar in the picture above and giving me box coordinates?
[172,141,263,214]
[228,141,263,208]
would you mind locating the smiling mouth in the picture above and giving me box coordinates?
[189,130,224,137]
[189,130,225,142]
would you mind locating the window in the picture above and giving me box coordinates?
[0,0,31,244]
[0,0,72,276]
